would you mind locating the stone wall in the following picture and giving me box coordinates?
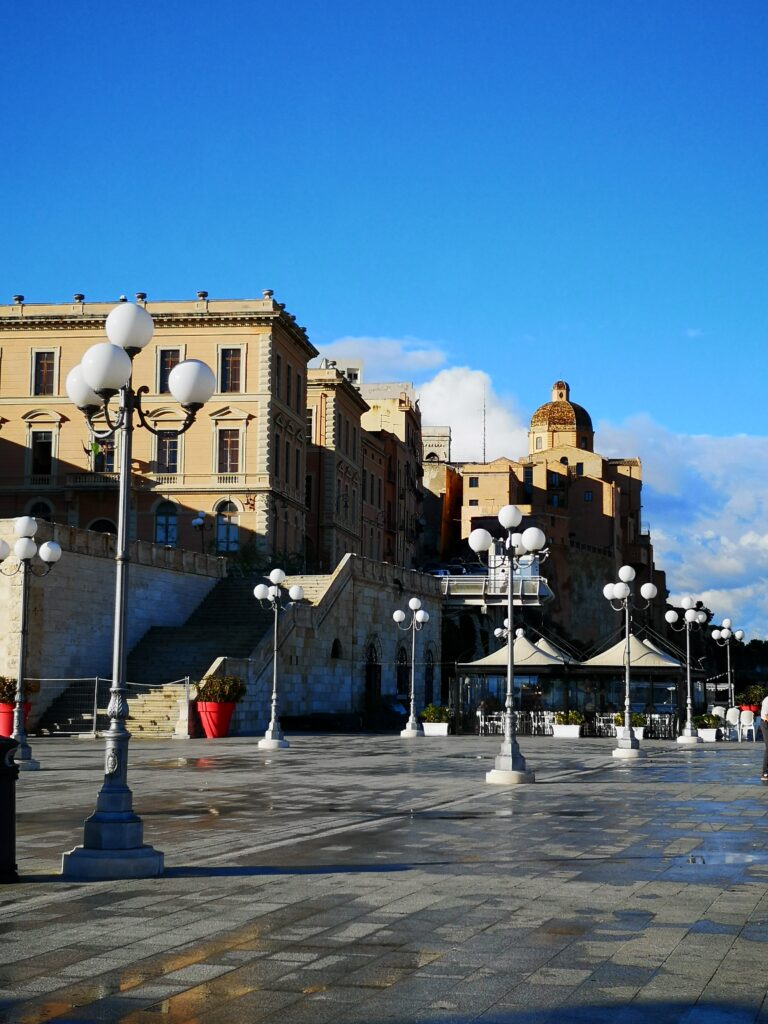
[0,520,225,721]
[220,555,443,734]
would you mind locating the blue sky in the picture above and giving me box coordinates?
[3,1,768,633]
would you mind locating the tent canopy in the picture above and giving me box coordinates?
[581,633,681,670]
[460,633,570,671]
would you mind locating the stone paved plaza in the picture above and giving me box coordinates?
[3,733,768,1023]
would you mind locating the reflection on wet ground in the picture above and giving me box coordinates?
[4,734,768,1023]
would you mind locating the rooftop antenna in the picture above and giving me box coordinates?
[482,386,487,464]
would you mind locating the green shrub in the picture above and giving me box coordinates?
[421,703,451,723]
[0,677,18,703]
[555,710,584,726]
[694,713,719,728]
[195,675,246,703]
[744,684,767,705]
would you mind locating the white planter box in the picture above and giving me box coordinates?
[422,722,449,736]
[614,724,645,739]
[698,728,719,742]
[552,723,582,738]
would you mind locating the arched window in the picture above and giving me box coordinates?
[396,646,409,698]
[216,500,239,552]
[89,519,117,534]
[535,436,543,450]
[154,501,178,546]
[331,638,343,659]
[28,501,53,522]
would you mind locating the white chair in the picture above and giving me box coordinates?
[739,709,756,742]
[725,707,741,741]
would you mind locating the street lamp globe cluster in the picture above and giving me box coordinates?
[712,619,744,707]
[0,517,62,770]
[468,504,547,786]
[392,597,430,738]
[665,598,708,745]
[62,300,216,880]
[603,565,658,760]
[254,569,304,749]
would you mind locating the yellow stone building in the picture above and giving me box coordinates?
[0,292,317,563]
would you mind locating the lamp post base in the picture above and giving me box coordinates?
[16,757,40,771]
[61,844,164,881]
[677,733,702,745]
[258,719,289,749]
[612,746,646,760]
[400,719,423,738]
[486,767,535,785]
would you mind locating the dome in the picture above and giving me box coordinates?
[530,380,593,433]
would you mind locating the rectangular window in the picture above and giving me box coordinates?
[305,474,312,509]
[158,350,180,393]
[220,349,241,393]
[548,471,561,488]
[345,418,349,454]
[584,490,594,502]
[468,499,479,507]
[31,431,53,475]
[33,352,55,396]
[286,363,292,407]
[362,468,367,500]
[296,372,302,411]
[295,446,301,487]
[275,433,281,478]
[93,441,115,473]
[157,431,178,474]
[275,353,282,398]
[217,429,239,473]
[285,440,290,482]
[468,476,479,488]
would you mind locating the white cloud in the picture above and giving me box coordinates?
[418,368,528,462]
[312,335,447,381]
[598,415,768,637]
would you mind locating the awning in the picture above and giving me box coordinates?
[581,633,682,670]
[459,633,571,671]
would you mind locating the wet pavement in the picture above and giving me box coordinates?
[3,733,768,1023]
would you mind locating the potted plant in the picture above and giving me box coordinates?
[195,675,246,739]
[694,712,720,742]
[420,703,452,737]
[613,711,647,740]
[553,709,584,738]
[0,677,30,739]
[740,685,766,714]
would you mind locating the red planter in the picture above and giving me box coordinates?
[0,702,31,739]
[197,701,236,739]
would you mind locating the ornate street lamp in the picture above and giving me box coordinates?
[711,619,744,707]
[665,598,707,745]
[392,597,430,738]
[254,568,304,749]
[0,517,62,770]
[191,511,213,552]
[603,566,658,760]
[62,301,215,879]
[468,505,548,785]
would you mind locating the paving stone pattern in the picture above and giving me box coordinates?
[3,735,768,1023]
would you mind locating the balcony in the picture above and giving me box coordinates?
[65,472,120,488]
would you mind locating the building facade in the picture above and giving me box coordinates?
[0,292,318,565]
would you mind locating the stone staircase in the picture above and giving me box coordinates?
[126,683,188,737]
[36,680,188,738]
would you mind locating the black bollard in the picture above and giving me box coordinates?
[0,738,19,883]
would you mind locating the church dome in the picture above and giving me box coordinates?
[530,380,593,433]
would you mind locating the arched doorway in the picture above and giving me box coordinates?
[28,501,53,522]
[89,519,117,534]
[424,649,435,706]
[396,645,409,699]
[364,641,381,716]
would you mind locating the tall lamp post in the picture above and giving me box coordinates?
[665,598,707,745]
[254,568,304,749]
[62,301,216,879]
[0,518,62,769]
[393,597,430,738]
[468,505,547,785]
[191,511,213,553]
[603,565,658,760]
[711,619,744,707]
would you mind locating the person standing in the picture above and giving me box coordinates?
[761,692,768,781]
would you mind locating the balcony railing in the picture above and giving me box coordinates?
[66,472,120,488]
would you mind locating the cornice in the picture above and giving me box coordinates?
[0,310,319,357]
